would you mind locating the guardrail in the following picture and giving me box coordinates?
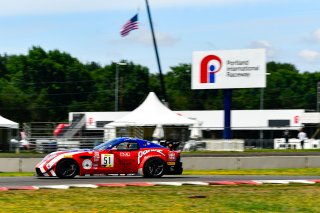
[10,138,103,153]
[2,155,320,172]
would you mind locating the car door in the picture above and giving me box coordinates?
[111,141,140,174]
[98,149,124,174]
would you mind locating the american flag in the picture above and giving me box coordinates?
[120,14,139,37]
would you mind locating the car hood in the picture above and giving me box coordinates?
[37,149,93,165]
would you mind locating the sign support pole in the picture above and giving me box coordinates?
[223,89,232,139]
[145,0,167,102]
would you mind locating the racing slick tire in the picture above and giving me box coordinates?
[143,158,165,178]
[56,159,79,179]
[174,162,183,175]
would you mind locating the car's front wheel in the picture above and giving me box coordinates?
[55,159,79,179]
[143,158,165,178]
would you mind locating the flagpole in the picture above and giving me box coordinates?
[145,0,167,102]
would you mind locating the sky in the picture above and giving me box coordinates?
[0,0,320,73]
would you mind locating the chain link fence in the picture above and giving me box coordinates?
[1,122,318,153]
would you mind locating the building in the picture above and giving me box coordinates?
[62,109,319,148]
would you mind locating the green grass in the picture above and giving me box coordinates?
[0,151,45,158]
[1,185,320,212]
[0,172,35,177]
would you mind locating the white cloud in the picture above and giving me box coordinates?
[313,28,320,42]
[135,30,180,46]
[248,40,277,58]
[301,28,320,43]
[298,49,320,63]
[0,0,272,16]
[112,28,179,47]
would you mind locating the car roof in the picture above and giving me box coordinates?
[115,137,164,148]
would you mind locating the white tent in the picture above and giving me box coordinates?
[0,115,18,128]
[107,92,195,127]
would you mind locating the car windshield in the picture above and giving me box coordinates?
[93,138,119,151]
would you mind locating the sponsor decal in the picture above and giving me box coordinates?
[82,159,93,170]
[193,49,266,89]
[168,152,176,161]
[101,154,114,167]
[64,154,73,158]
[138,149,165,164]
[94,151,99,163]
[93,163,98,170]
[167,162,176,166]
[120,152,131,157]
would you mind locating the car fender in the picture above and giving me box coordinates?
[51,154,78,175]
[37,152,83,177]
[137,155,166,175]
[70,155,94,176]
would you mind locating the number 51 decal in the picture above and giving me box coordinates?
[101,154,114,167]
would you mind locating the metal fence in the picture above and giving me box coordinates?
[1,122,317,153]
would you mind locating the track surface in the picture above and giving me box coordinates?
[1,175,320,187]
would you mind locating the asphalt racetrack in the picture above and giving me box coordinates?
[1,175,320,187]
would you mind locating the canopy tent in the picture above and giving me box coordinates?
[107,92,196,127]
[0,115,19,129]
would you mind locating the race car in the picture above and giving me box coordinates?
[35,137,183,178]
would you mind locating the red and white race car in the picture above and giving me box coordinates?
[35,137,183,178]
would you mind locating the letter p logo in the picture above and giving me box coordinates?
[200,55,222,83]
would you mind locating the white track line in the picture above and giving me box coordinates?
[36,185,70,189]
[68,184,99,188]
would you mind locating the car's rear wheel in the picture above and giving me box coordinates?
[174,162,183,175]
[56,159,79,179]
[143,158,165,178]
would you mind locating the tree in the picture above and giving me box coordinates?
[88,61,150,111]
[0,46,319,124]
[1,47,96,121]
[165,64,224,110]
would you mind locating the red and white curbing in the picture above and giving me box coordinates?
[1,180,320,191]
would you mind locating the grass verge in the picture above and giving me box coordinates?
[1,185,320,212]
[0,172,35,177]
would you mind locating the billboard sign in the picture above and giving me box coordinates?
[192,49,266,89]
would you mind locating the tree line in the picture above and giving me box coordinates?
[0,46,319,123]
